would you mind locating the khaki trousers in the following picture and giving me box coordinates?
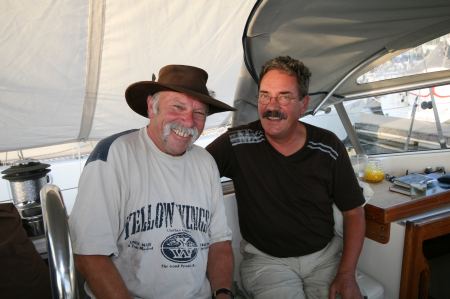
[240,236,342,299]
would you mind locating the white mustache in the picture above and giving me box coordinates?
[163,122,199,147]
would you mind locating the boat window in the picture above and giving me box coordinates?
[303,85,450,155]
[357,33,450,84]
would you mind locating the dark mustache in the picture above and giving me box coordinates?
[262,110,287,119]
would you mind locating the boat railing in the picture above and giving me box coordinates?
[40,184,80,299]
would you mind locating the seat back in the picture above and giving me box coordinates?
[40,184,80,299]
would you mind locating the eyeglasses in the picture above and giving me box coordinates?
[258,92,297,106]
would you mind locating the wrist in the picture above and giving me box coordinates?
[212,287,234,298]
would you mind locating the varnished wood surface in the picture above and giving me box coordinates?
[399,210,450,299]
[365,218,391,244]
[364,180,450,225]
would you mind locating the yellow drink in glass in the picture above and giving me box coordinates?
[363,160,385,183]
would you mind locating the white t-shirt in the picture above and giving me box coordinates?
[69,128,232,299]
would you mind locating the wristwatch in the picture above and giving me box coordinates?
[212,287,234,298]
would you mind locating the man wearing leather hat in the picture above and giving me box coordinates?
[126,64,235,117]
[69,65,236,299]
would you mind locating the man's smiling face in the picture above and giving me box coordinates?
[147,91,207,156]
[258,70,309,141]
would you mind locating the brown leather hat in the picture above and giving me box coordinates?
[125,65,236,117]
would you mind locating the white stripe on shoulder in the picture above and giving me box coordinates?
[229,129,265,146]
[307,141,338,160]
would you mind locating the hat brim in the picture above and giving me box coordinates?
[125,81,236,118]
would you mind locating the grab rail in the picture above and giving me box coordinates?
[40,184,79,299]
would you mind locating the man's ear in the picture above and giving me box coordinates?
[301,95,310,113]
[147,95,155,118]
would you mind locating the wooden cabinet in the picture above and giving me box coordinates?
[364,180,450,299]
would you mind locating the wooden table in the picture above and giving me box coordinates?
[364,179,450,299]
[364,180,450,243]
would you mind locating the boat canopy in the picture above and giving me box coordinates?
[1,0,450,153]
[235,0,450,125]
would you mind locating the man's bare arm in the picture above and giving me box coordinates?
[207,240,234,298]
[329,206,365,299]
[75,254,132,299]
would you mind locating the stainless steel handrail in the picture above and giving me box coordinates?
[40,184,79,299]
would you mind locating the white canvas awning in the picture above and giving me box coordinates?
[2,0,450,154]
[0,0,256,152]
